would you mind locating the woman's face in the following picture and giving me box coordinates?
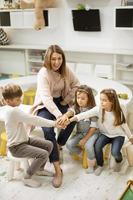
[100,93,112,111]
[51,52,63,71]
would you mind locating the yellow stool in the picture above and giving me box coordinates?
[82,148,88,169]
[0,132,7,156]
[23,89,36,105]
[103,144,111,165]
[71,149,88,169]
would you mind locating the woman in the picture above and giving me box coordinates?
[32,45,80,188]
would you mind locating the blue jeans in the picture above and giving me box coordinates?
[94,134,125,166]
[37,97,76,163]
[66,132,98,160]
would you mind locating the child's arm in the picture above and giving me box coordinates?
[14,108,56,127]
[121,123,133,144]
[78,127,97,149]
[70,106,99,123]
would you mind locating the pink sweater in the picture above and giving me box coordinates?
[31,66,80,118]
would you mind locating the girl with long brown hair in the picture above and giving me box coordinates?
[69,88,133,176]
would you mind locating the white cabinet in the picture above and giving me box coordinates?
[0,49,26,77]
[26,49,45,75]
[114,54,133,89]
[0,8,57,29]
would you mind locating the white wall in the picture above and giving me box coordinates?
[5,0,133,50]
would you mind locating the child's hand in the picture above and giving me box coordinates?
[55,120,66,129]
[78,139,86,149]
[69,116,78,123]
[57,114,69,126]
[129,137,133,144]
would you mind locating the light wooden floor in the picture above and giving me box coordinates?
[0,147,133,200]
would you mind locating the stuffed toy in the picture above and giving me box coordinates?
[20,0,59,30]
[0,28,9,45]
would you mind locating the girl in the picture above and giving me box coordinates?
[69,88,133,176]
[58,85,99,173]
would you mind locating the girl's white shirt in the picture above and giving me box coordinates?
[76,105,132,139]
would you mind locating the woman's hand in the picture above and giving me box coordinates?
[56,114,69,129]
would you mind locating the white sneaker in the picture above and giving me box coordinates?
[36,169,54,177]
[86,167,94,174]
[94,166,103,176]
[23,178,41,188]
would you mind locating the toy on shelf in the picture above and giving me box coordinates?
[19,0,59,30]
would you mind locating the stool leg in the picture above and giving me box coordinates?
[0,140,7,156]
[82,149,88,169]
[22,160,29,174]
[8,160,15,181]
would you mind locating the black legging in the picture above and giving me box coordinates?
[37,97,76,162]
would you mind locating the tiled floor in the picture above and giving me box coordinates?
[0,147,133,200]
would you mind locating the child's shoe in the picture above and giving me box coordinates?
[94,166,103,176]
[23,178,41,188]
[113,162,121,172]
[86,167,94,174]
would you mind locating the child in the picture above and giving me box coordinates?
[0,83,60,188]
[69,88,133,176]
[58,85,98,173]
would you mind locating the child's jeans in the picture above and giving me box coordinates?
[94,134,125,166]
[9,137,53,176]
[66,132,98,160]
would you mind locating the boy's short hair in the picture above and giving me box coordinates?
[2,83,23,100]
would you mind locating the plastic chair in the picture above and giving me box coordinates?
[0,132,7,156]
[23,89,36,105]
[7,151,29,181]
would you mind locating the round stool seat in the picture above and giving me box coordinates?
[0,132,7,156]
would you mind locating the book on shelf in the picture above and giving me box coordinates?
[117,63,133,68]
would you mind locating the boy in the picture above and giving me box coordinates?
[1,83,59,188]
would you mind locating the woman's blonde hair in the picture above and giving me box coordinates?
[43,45,66,77]
[100,88,126,126]
[2,83,23,100]
[74,85,96,114]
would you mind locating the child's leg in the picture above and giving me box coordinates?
[66,134,83,155]
[9,138,52,187]
[85,133,98,173]
[94,134,110,176]
[111,136,125,172]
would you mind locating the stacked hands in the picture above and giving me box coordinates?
[55,114,86,149]
[55,114,75,129]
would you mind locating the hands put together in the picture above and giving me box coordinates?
[55,114,78,129]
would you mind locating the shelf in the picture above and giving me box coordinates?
[118,80,133,85]
[28,59,43,64]
[117,67,133,72]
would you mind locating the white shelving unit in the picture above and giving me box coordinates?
[114,54,133,89]
[0,8,58,29]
